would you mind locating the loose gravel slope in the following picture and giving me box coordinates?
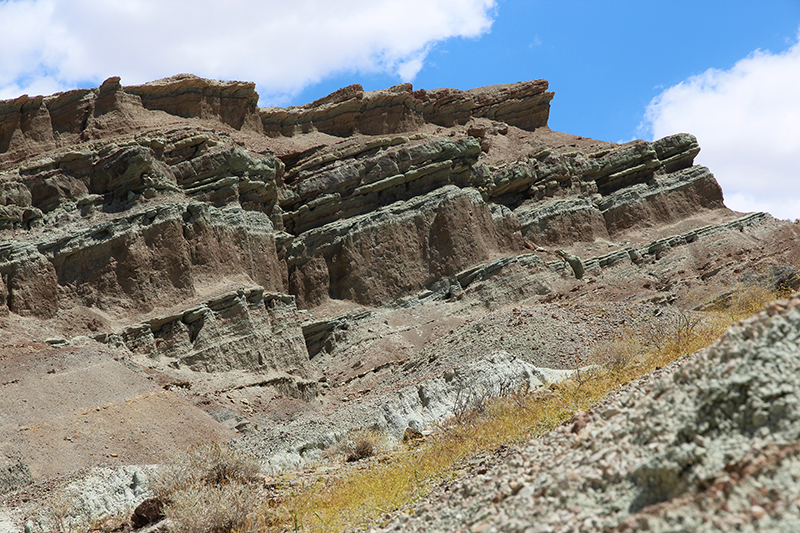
[376,296,800,533]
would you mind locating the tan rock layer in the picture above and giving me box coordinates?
[0,203,284,318]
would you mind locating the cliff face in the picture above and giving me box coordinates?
[0,75,722,320]
[1,74,798,506]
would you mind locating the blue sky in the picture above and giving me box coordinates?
[1,0,799,218]
[292,1,800,144]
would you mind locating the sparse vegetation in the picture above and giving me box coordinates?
[251,283,783,532]
[340,429,384,463]
[29,488,132,533]
[62,283,787,533]
[150,442,264,533]
[43,492,74,533]
[451,380,492,425]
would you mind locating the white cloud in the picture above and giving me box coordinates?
[0,0,497,104]
[639,27,800,221]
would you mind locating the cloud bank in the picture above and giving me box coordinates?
[0,0,497,104]
[640,28,800,221]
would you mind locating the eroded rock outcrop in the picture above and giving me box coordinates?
[485,133,716,244]
[0,202,283,318]
[286,185,519,306]
[599,164,724,234]
[0,127,281,222]
[239,351,592,471]
[1,74,785,501]
[0,78,720,321]
[0,76,750,395]
[0,74,263,170]
[107,287,313,384]
[260,80,553,137]
[125,74,263,131]
[280,135,480,234]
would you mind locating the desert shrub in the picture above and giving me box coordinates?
[591,336,645,371]
[40,492,75,533]
[451,382,491,426]
[165,482,260,533]
[152,442,261,497]
[725,283,781,319]
[151,442,263,533]
[340,429,384,462]
[349,439,374,462]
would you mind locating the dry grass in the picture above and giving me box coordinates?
[253,285,782,532]
[151,442,264,533]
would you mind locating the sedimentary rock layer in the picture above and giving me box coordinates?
[0,202,283,318]
[260,80,553,137]
[0,75,768,498]
[0,74,264,170]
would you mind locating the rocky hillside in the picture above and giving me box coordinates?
[0,74,799,530]
[378,295,800,533]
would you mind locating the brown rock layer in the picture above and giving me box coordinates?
[125,73,263,131]
[0,74,263,170]
[0,203,283,319]
[260,80,553,137]
[287,186,514,306]
[1,75,782,494]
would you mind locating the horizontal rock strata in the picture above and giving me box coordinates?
[286,185,518,306]
[0,202,283,318]
[2,73,790,510]
[103,287,310,376]
[0,74,264,170]
[260,80,553,137]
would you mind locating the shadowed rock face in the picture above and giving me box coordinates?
[2,74,796,504]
